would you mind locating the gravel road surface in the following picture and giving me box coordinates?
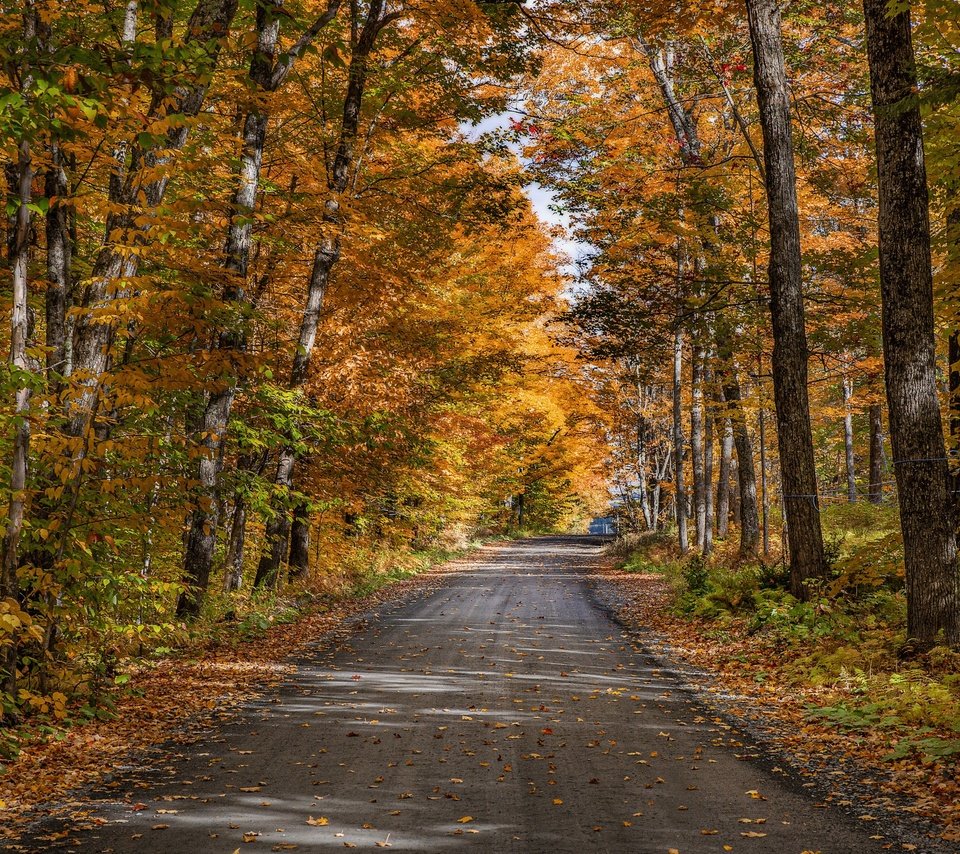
[11,537,890,853]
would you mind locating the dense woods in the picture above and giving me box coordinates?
[522,0,960,642]
[0,0,607,723]
[1,0,959,765]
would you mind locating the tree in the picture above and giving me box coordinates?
[177,0,342,616]
[1,2,39,701]
[745,0,827,595]
[863,0,960,647]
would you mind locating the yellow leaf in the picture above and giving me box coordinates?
[456,816,474,823]
[307,816,330,826]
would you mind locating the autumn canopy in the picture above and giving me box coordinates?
[0,0,959,734]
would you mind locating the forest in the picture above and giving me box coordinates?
[1,0,960,847]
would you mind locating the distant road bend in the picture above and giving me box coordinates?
[16,537,889,853]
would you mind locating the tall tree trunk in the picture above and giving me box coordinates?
[288,503,311,577]
[635,380,654,530]
[673,330,689,553]
[178,7,275,617]
[222,495,247,593]
[948,198,960,497]
[949,328,960,499]
[746,0,827,595]
[637,417,652,531]
[843,375,857,502]
[253,239,336,588]
[717,414,733,538]
[178,107,267,615]
[44,144,70,386]
[868,402,885,504]
[863,0,960,646]
[1,5,37,702]
[715,328,760,554]
[721,371,760,555]
[730,458,742,525]
[255,0,389,587]
[759,405,771,556]
[653,449,667,531]
[703,375,715,556]
[179,0,341,612]
[691,345,707,551]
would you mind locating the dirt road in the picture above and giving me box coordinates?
[11,538,889,853]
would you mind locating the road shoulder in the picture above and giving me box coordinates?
[587,557,958,852]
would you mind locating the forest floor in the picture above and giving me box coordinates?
[1,536,942,853]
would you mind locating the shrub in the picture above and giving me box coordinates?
[682,556,711,595]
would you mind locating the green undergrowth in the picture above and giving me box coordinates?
[209,542,471,643]
[612,505,960,764]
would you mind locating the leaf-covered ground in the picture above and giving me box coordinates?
[593,564,960,847]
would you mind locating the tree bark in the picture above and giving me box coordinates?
[44,143,70,386]
[222,494,247,593]
[949,329,960,499]
[721,369,760,555]
[691,345,707,551]
[637,411,652,530]
[703,371,715,556]
[288,503,311,577]
[178,3,276,616]
[843,375,857,502]
[253,236,337,588]
[863,0,960,646]
[254,0,390,587]
[759,405,771,556]
[1,5,37,701]
[948,195,960,498]
[652,448,668,531]
[746,0,827,594]
[717,413,733,538]
[180,0,341,612]
[672,330,689,553]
